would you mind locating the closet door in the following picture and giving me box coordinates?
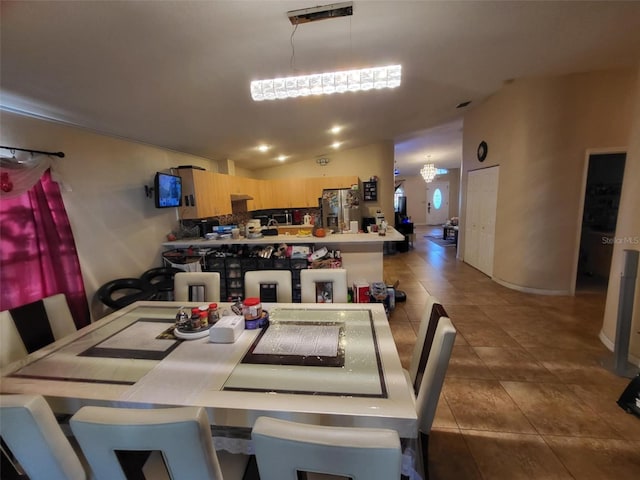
[465,166,499,276]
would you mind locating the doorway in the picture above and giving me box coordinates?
[426,181,449,225]
[576,152,626,291]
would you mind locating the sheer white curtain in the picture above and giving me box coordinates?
[0,151,52,198]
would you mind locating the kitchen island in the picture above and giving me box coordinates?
[162,228,404,286]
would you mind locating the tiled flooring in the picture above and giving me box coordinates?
[385,226,640,480]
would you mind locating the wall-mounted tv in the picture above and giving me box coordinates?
[154,172,182,208]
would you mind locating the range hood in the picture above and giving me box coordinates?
[230,193,254,201]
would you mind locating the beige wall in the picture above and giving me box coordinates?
[400,168,460,225]
[601,71,640,363]
[0,111,219,320]
[253,142,395,224]
[462,68,638,294]
[1,113,394,320]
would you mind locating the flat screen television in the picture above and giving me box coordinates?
[154,172,182,208]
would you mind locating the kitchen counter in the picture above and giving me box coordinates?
[162,228,404,284]
[162,228,403,247]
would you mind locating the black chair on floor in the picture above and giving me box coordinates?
[96,278,157,310]
[140,267,182,301]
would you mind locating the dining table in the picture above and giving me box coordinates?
[0,301,418,440]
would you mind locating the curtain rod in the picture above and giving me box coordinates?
[1,145,65,158]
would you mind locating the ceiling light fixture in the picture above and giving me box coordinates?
[420,163,437,183]
[257,144,270,152]
[331,141,341,149]
[250,65,402,101]
[287,2,353,25]
[330,126,342,134]
[277,155,288,162]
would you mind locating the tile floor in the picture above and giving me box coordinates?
[385,226,640,480]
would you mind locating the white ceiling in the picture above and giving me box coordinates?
[2,1,639,177]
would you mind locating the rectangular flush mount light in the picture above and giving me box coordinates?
[250,65,402,101]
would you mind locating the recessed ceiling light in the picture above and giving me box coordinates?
[331,141,341,149]
[277,155,288,162]
[257,144,271,152]
[330,126,342,134]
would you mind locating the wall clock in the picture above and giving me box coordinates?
[477,141,488,162]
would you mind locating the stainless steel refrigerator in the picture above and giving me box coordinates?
[321,188,362,233]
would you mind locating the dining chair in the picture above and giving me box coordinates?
[300,268,348,303]
[174,271,221,303]
[244,270,293,302]
[140,266,183,301]
[414,316,456,480]
[407,295,445,395]
[96,277,158,310]
[251,416,402,480]
[70,405,248,480]
[0,293,77,369]
[0,394,87,480]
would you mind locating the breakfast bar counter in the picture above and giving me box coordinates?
[162,228,404,285]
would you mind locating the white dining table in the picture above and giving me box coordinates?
[0,301,417,439]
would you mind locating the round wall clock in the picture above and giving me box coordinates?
[477,141,488,162]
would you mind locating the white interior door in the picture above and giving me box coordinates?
[464,167,499,276]
[426,181,449,225]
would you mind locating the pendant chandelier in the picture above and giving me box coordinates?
[420,163,437,183]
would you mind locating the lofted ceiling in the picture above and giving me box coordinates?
[1,1,639,177]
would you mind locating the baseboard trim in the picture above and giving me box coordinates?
[598,330,640,367]
[492,277,572,296]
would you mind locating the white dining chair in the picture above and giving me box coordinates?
[244,270,293,302]
[174,271,221,303]
[406,295,445,395]
[414,316,456,479]
[300,268,348,303]
[0,394,87,480]
[1,293,77,369]
[70,405,248,480]
[251,416,402,480]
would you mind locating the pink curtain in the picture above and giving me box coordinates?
[0,169,89,327]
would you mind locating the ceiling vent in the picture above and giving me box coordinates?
[287,2,354,25]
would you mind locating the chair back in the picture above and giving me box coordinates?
[96,278,157,310]
[300,268,348,303]
[1,293,77,369]
[140,267,182,300]
[252,416,402,480]
[408,296,444,395]
[70,406,225,480]
[416,316,456,435]
[174,272,220,303]
[244,270,293,302]
[0,394,86,480]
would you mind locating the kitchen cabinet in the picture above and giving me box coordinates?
[270,178,306,208]
[177,168,231,219]
[178,169,359,218]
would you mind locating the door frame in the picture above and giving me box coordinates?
[571,146,627,295]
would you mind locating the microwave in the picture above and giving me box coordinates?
[271,212,292,225]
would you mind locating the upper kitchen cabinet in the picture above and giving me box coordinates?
[177,168,231,219]
[269,178,306,208]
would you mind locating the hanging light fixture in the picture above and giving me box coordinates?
[250,65,402,101]
[420,162,437,183]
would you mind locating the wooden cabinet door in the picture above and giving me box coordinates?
[177,169,231,218]
[178,168,213,219]
[211,172,231,216]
